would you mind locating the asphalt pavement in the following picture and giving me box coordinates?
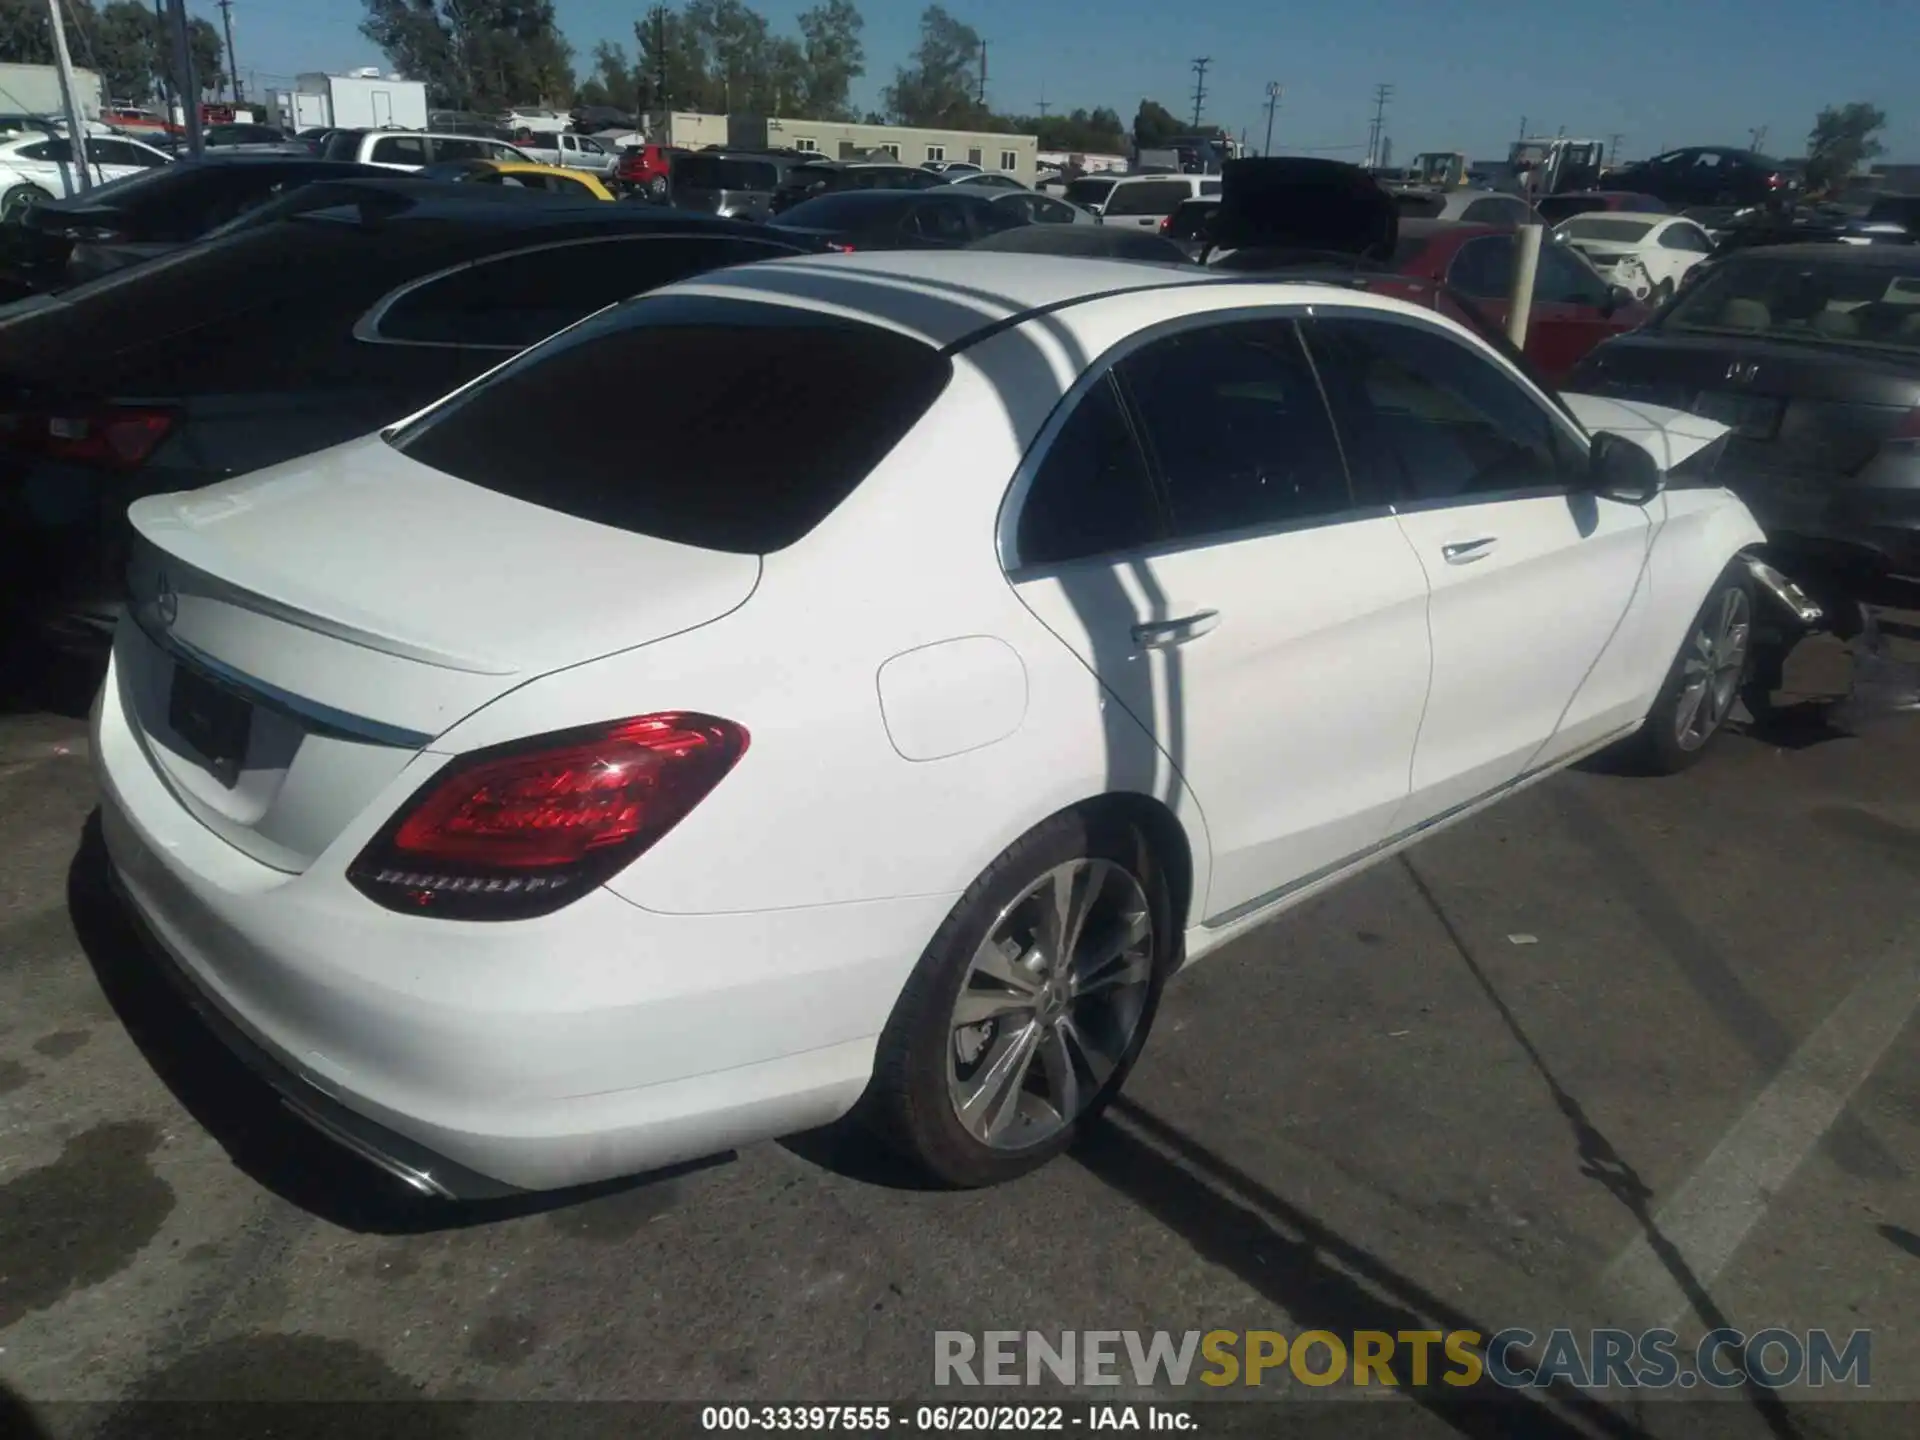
[2,622,1918,1440]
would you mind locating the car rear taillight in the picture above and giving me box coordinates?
[1766,172,1784,190]
[348,713,749,920]
[826,241,856,252]
[1158,214,1173,232]
[0,405,175,469]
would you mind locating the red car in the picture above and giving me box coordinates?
[1535,190,1670,225]
[1391,219,1649,384]
[615,143,687,200]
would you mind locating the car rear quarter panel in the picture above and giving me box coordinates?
[427,355,1215,922]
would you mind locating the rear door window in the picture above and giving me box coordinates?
[367,234,801,349]
[1105,181,1189,217]
[431,137,488,162]
[370,135,428,166]
[390,295,955,553]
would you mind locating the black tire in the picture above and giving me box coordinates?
[862,807,1176,1188]
[1651,278,1674,307]
[1,184,51,224]
[1626,562,1755,773]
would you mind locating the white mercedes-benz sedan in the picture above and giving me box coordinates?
[92,251,1768,1197]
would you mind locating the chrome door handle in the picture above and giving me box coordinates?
[1441,537,1498,564]
[1131,610,1221,647]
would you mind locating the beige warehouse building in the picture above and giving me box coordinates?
[660,111,1040,188]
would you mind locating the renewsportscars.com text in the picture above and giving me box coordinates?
[934,1328,1872,1391]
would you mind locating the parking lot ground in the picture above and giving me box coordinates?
[3,622,1919,1439]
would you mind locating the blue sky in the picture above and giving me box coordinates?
[209,0,1913,163]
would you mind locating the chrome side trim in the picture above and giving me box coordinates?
[1202,722,1641,930]
[132,606,435,750]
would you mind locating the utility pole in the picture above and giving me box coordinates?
[652,5,669,121]
[1262,80,1282,156]
[165,0,203,157]
[217,0,242,104]
[45,0,91,190]
[1748,125,1768,152]
[1035,85,1049,118]
[1518,114,1528,139]
[1190,57,1210,128]
[1607,132,1623,167]
[1365,82,1392,168]
[977,41,987,108]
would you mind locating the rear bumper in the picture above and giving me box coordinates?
[93,649,951,1193]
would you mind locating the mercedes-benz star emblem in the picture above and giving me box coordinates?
[153,572,178,631]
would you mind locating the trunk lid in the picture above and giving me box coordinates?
[1574,332,1920,531]
[120,433,761,871]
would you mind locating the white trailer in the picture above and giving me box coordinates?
[292,73,429,131]
[0,61,104,122]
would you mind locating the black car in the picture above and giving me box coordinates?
[9,157,390,284]
[203,122,295,149]
[768,161,948,214]
[0,181,817,650]
[1606,147,1797,214]
[1160,196,1220,258]
[1568,245,1920,598]
[769,188,1026,251]
[969,223,1193,264]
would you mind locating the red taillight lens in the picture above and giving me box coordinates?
[348,713,749,920]
[1159,214,1173,232]
[826,241,856,252]
[0,405,174,469]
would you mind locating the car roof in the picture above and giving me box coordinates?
[1718,242,1920,265]
[1560,211,1671,225]
[273,178,766,229]
[657,249,1348,350]
[1397,218,1505,239]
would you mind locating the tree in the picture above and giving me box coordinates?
[1000,105,1126,155]
[795,0,862,120]
[635,5,713,112]
[360,0,575,110]
[575,39,637,111]
[0,0,54,66]
[1132,98,1182,149]
[1805,102,1887,195]
[94,0,158,102]
[883,5,986,128]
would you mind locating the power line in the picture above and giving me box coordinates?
[1190,57,1210,128]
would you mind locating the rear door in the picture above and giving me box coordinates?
[1304,311,1655,824]
[1104,179,1191,231]
[1006,316,1433,923]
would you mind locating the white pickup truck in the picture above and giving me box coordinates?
[509,129,619,178]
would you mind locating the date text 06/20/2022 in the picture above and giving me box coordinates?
[932,1328,1873,1391]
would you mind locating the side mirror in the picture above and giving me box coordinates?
[1586,431,1664,505]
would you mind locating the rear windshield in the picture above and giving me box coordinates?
[1661,255,1920,353]
[1558,217,1656,243]
[676,156,780,191]
[390,295,954,553]
[1163,201,1217,241]
[1064,178,1117,207]
[1535,195,1608,224]
[775,191,914,229]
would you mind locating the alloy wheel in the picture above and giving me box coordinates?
[1676,586,1751,750]
[945,859,1154,1151]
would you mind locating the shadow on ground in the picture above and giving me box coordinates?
[67,812,722,1235]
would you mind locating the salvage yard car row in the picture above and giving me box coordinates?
[1,155,1917,1203]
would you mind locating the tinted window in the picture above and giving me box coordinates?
[1119,321,1352,539]
[321,131,366,161]
[1535,195,1607,224]
[1064,177,1117,207]
[1536,243,1611,305]
[1304,316,1566,507]
[676,156,780,191]
[1561,217,1655,243]
[1162,201,1217,241]
[1657,223,1711,252]
[1106,180,1190,217]
[1017,377,1164,567]
[487,143,524,162]
[370,135,428,166]
[907,197,977,242]
[777,191,915,229]
[373,235,797,348]
[1461,196,1527,225]
[1662,255,1920,353]
[17,140,67,162]
[391,296,954,553]
[431,137,489,162]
